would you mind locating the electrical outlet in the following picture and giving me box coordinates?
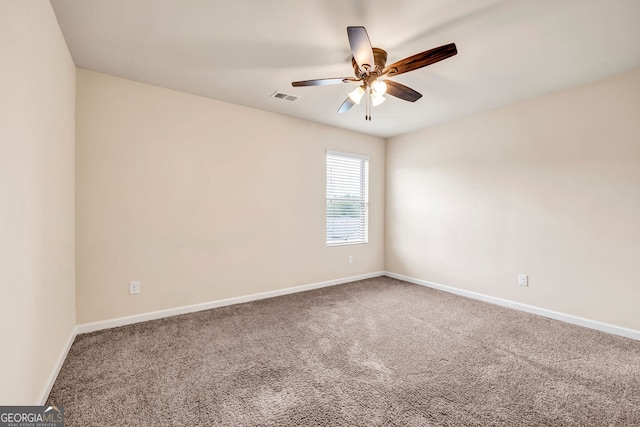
[518,274,528,287]
[348,256,353,264]
[129,280,140,294]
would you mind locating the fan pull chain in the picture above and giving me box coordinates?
[365,87,372,121]
[364,88,368,121]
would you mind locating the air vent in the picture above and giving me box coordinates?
[271,91,300,102]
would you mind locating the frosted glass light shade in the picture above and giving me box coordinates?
[371,80,387,96]
[372,94,385,106]
[348,86,365,104]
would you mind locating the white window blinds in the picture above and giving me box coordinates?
[326,150,369,246]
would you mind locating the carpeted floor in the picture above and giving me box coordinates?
[48,276,640,426]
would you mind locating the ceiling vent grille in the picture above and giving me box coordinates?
[271,91,300,102]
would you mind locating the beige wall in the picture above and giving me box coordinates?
[76,70,385,324]
[386,68,640,331]
[0,3,76,404]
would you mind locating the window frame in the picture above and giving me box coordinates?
[325,150,369,247]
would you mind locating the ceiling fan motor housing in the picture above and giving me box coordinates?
[352,47,388,78]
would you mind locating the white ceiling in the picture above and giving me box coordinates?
[50,0,640,138]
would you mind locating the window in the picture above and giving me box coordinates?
[326,150,369,246]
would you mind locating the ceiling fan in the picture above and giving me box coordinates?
[292,26,457,121]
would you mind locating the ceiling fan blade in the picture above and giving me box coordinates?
[347,26,375,73]
[337,96,356,114]
[292,77,359,87]
[385,80,423,102]
[383,43,457,77]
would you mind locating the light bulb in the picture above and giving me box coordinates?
[371,80,388,96]
[348,86,365,104]
[371,94,386,107]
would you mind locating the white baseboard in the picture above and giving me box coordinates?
[76,271,385,334]
[385,271,640,341]
[37,327,77,405]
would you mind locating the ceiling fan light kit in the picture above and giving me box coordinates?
[292,26,457,121]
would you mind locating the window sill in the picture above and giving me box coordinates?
[326,241,368,247]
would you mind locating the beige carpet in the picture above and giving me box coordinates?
[48,276,640,426]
